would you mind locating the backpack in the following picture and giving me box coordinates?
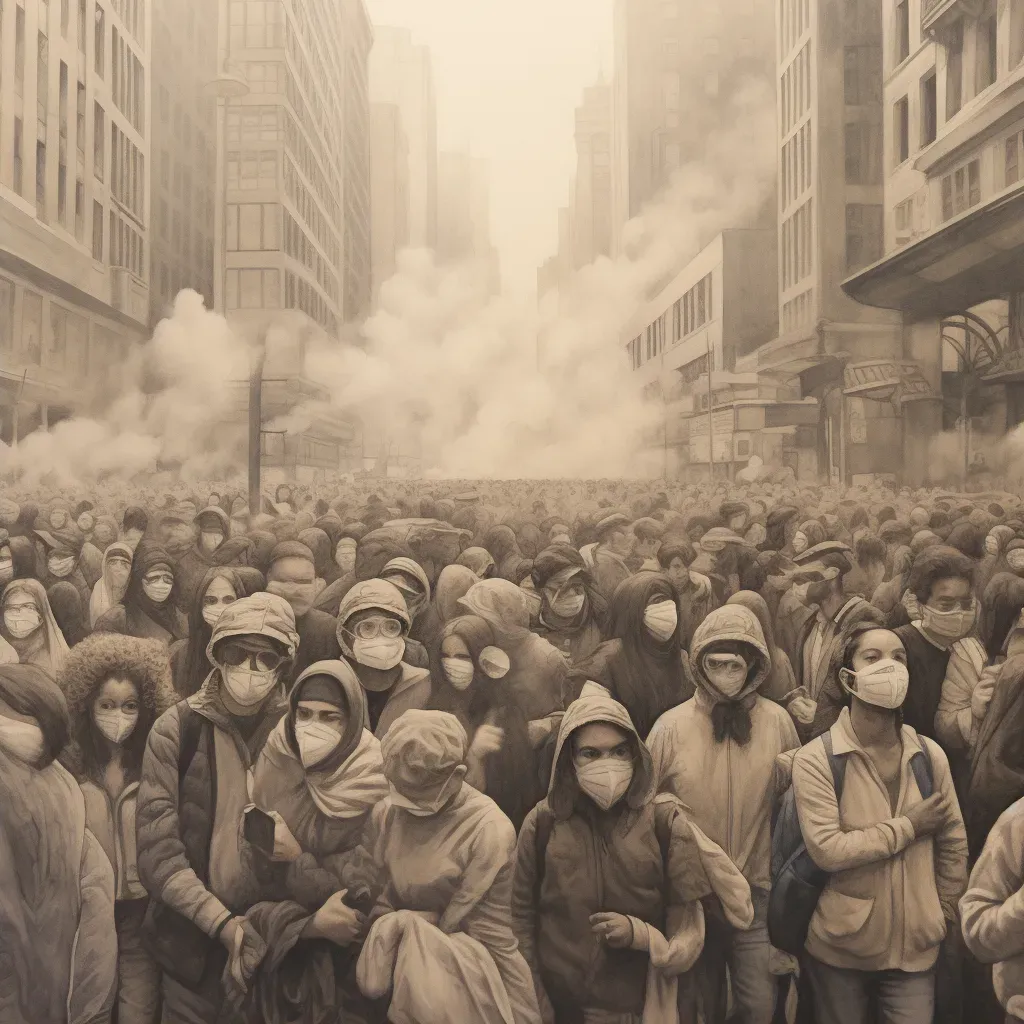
[768,732,934,957]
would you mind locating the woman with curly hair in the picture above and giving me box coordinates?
[58,632,178,1024]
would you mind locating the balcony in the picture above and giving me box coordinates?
[921,0,981,34]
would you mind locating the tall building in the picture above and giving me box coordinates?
[572,79,613,269]
[0,0,150,441]
[149,0,217,322]
[370,102,409,297]
[436,150,500,291]
[369,26,437,250]
[215,0,372,332]
[611,0,775,251]
[842,0,1024,483]
[743,0,904,483]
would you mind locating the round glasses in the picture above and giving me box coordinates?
[217,642,288,672]
[351,617,404,640]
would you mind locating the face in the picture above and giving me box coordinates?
[202,576,238,627]
[123,527,144,550]
[666,556,690,589]
[571,722,632,769]
[78,512,95,533]
[848,628,907,674]
[925,576,973,612]
[295,698,348,734]
[702,651,749,696]
[440,634,475,690]
[608,528,633,557]
[107,554,131,592]
[93,523,116,548]
[92,677,141,745]
[4,591,41,638]
[335,538,357,574]
[267,556,317,618]
[50,510,69,529]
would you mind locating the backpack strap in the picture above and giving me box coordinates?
[533,804,555,905]
[177,703,206,786]
[821,732,848,801]
[910,745,935,800]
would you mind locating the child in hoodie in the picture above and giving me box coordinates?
[647,604,799,1024]
[511,691,753,1024]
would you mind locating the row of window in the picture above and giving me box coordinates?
[285,270,337,333]
[225,267,281,311]
[781,287,814,334]
[110,124,144,221]
[110,0,144,43]
[845,203,883,272]
[941,159,980,222]
[625,274,715,371]
[111,27,145,135]
[891,70,938,167]
[226,149,279,191]
[781,199,813,291]
[283,210,339,303]
[779,0,810,56]
[780,44,811,137]
[228,0,285,51]
[283,107,340,226]
[781,120,812,210]
[283,156,341,268]
[109,209,145,278]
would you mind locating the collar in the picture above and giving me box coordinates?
[829,706,925,761]
[911,621,952,651]
[815,596,862,628]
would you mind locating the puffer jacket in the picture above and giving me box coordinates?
[647,604,800,890]
[511,690,752,1018]
[81,780,146,901]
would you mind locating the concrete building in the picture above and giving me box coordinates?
[149,0,217,322]
[370,102,409,298]
[369,25,437,250]
[437,150,500,292]
[742,0,906,484]
[0,0,151,441]
[572,79,613,269]
[842,0,1024,483]
[623,229,801,478]
[611,0,775,252]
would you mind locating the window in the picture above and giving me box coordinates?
[75,178,84,240]
[225,267,281,309]
[78,0,86,52]
[36,140,47,217]
[92,200,103,259]
[76,81,86,152]
[946,19,963,118]
[893,95,909,164]
[846,204,883,272]
[94,5,104,75]
[61,0,68,36]
[57,160,66,224]
[13,118,23,195]
[1013,0,1024,67]
[895,0,910,64]
[894,197,914,239]
[845,121,881,183]
[672,299,681,340]
[15,4,25,97]
[37,32,48,125]
[93,102,104,178]
[844,45,882,105]
[59,61,68,138]
[977,8,997,93]
[920,70,937,146]
[941,158,981,219]
[1008,134,1020,186]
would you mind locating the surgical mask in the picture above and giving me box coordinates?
[143,579,173,604]
[200,531,224,553]
[442,657,476,689]
[643,600,678,642]
[704,658,749,698]
[221,664,279,707]
[1008,552,1024,571]
[353,636,405,671]
[48,556,76,578]
[922,602,976,640]
[985,536,999,556]
[0,717,45,765]
[841,658,910,710]
[295,720,343,768]
[575,759,634,811]
[0,558,13,584]
[388,777,459,817]
[792,532,808,554]
[4,607,41,639]
[94,708,139,745]
[550,591,585,619]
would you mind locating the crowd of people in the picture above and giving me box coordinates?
[7,473,1024,1023]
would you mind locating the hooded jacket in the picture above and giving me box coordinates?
[647,605,799,890]
[175,507,232,613]
[511,691,753,1018]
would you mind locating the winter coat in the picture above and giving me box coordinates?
[647,605,799,890]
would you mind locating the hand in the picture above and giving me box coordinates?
[789,696,817,726]
[308,890,366,946]
[905,792,948,838]
[470,724,504,759]
[589,912,634,949]
[971,667,999,720]
[268,811,303,863]
[220,917,267,994]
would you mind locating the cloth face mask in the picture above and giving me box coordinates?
[643,600,678,642]
[575,759,633,811]
[842,658,910,710]
[4,608,41,639]
[94,709,139,745]
[296,720,343,768]
[353,637,405,671]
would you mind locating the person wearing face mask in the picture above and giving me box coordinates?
[512,691,754,1024]
[58,634,177,1024]
[570,573,690,741]
[355,709,542,1024]
[591,513,636,604]
[428,614,538,830]
[0,534,15,590]
[1,577,71,677]
[174,507,232,614]
[337,578,431,738]
[656,539,717,648]
[89,541,134,628]
[37,525,92,608]
[94,541,188,645]
[0,663,119,1024]
[121,506,149,552]
[136,592,299,1024]
[530,545,606,666]
[788,625,967,1024]
[380,554,444,654]
[647,604,798,1024]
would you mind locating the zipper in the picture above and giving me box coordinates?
[726,737,733,856]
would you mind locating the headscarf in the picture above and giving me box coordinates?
[0,579,71,678]
[726,590,793,700]
[455,547,496,579]
[179,567,251,699]
[48,583,88,648]
[483,526,532,582]
[124,541,186,641]
[298,528,337,583]
[380,708,468,808]
[434,565,479,625]
[531,543,607,633]
[458,578,532,644]
[89,542,133,628]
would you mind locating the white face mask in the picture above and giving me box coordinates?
[442,657,475,690]
[388,778,459,817]
[295,720,343,768]
[985,536,1000,556]
[704,656,749,698]
[643,600,678,642]
[0,558,13,584]
[221,665,279,707]
[200,531,224,554]
[353,636,405,670]
[1008,552,1024,571]
[143,579,173,604]
[575,759,634,811]
[550,591,586,619]
[48,556,76,578]
[94,708,139,745]
[792,532,808,554]
[4,607,41,639]
[0,717,45,765]
[841,658,910,710]
[922,602,976,640]
[202,604,224,628]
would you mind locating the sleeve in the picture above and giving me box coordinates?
[646,717,673,790]
[924,740,969,921]
[961,804,1024,964]
[792,744,917,873]
[935,659,977,754]
[439,811,514,935]
[68,829,118,1024]
[135,708,232,937]
[510,808,550,1007]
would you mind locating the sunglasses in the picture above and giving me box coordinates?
[351,617,404,640]
[217,643,288,672]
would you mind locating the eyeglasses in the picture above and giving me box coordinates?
[927,597,975,612]
[217,642,288,672]
[351,617,404,640]
[144,572,174,586]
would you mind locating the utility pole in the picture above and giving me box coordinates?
[248,329,268,517]
[706,333,715,481]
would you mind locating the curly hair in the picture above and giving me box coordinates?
[57,632,178,781]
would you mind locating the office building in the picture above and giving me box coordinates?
[369,25,437,250]
[572,79,613,268]
[842,0,1024,482]
[436,150,500,292]
[0,0,150,441]
[370,102,409,297]
[149,0,217,322]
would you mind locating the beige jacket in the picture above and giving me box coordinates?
[791,708,968,972]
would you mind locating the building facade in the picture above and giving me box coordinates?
[149,0,217,322]
[369,25,437,251]
[436,150,500,292]
[370,102,409,298]
[572,79,613,269]
[0,0,150,442]
[843,0,1024,482]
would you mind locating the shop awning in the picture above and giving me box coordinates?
[841,184,1024,318]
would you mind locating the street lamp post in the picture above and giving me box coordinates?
[249,330,268,517]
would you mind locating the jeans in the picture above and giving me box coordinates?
[158,944,228,1024]
[698,885,775,1024]
[116,899,162,1024]
[804,955,935,1024]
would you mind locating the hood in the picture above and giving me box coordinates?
[206,592,299,664]
[195,506,230,535]
[547,690,654,820]
[689,604,770,701]
[458,578,531,641]
[381,556,431,598]
[289,659,368,770]
[380,708,467,804]
[336,578,411,658]
[725,590,777,651]
[435,564,478,624]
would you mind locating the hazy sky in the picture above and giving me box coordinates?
[366,0,614,293]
